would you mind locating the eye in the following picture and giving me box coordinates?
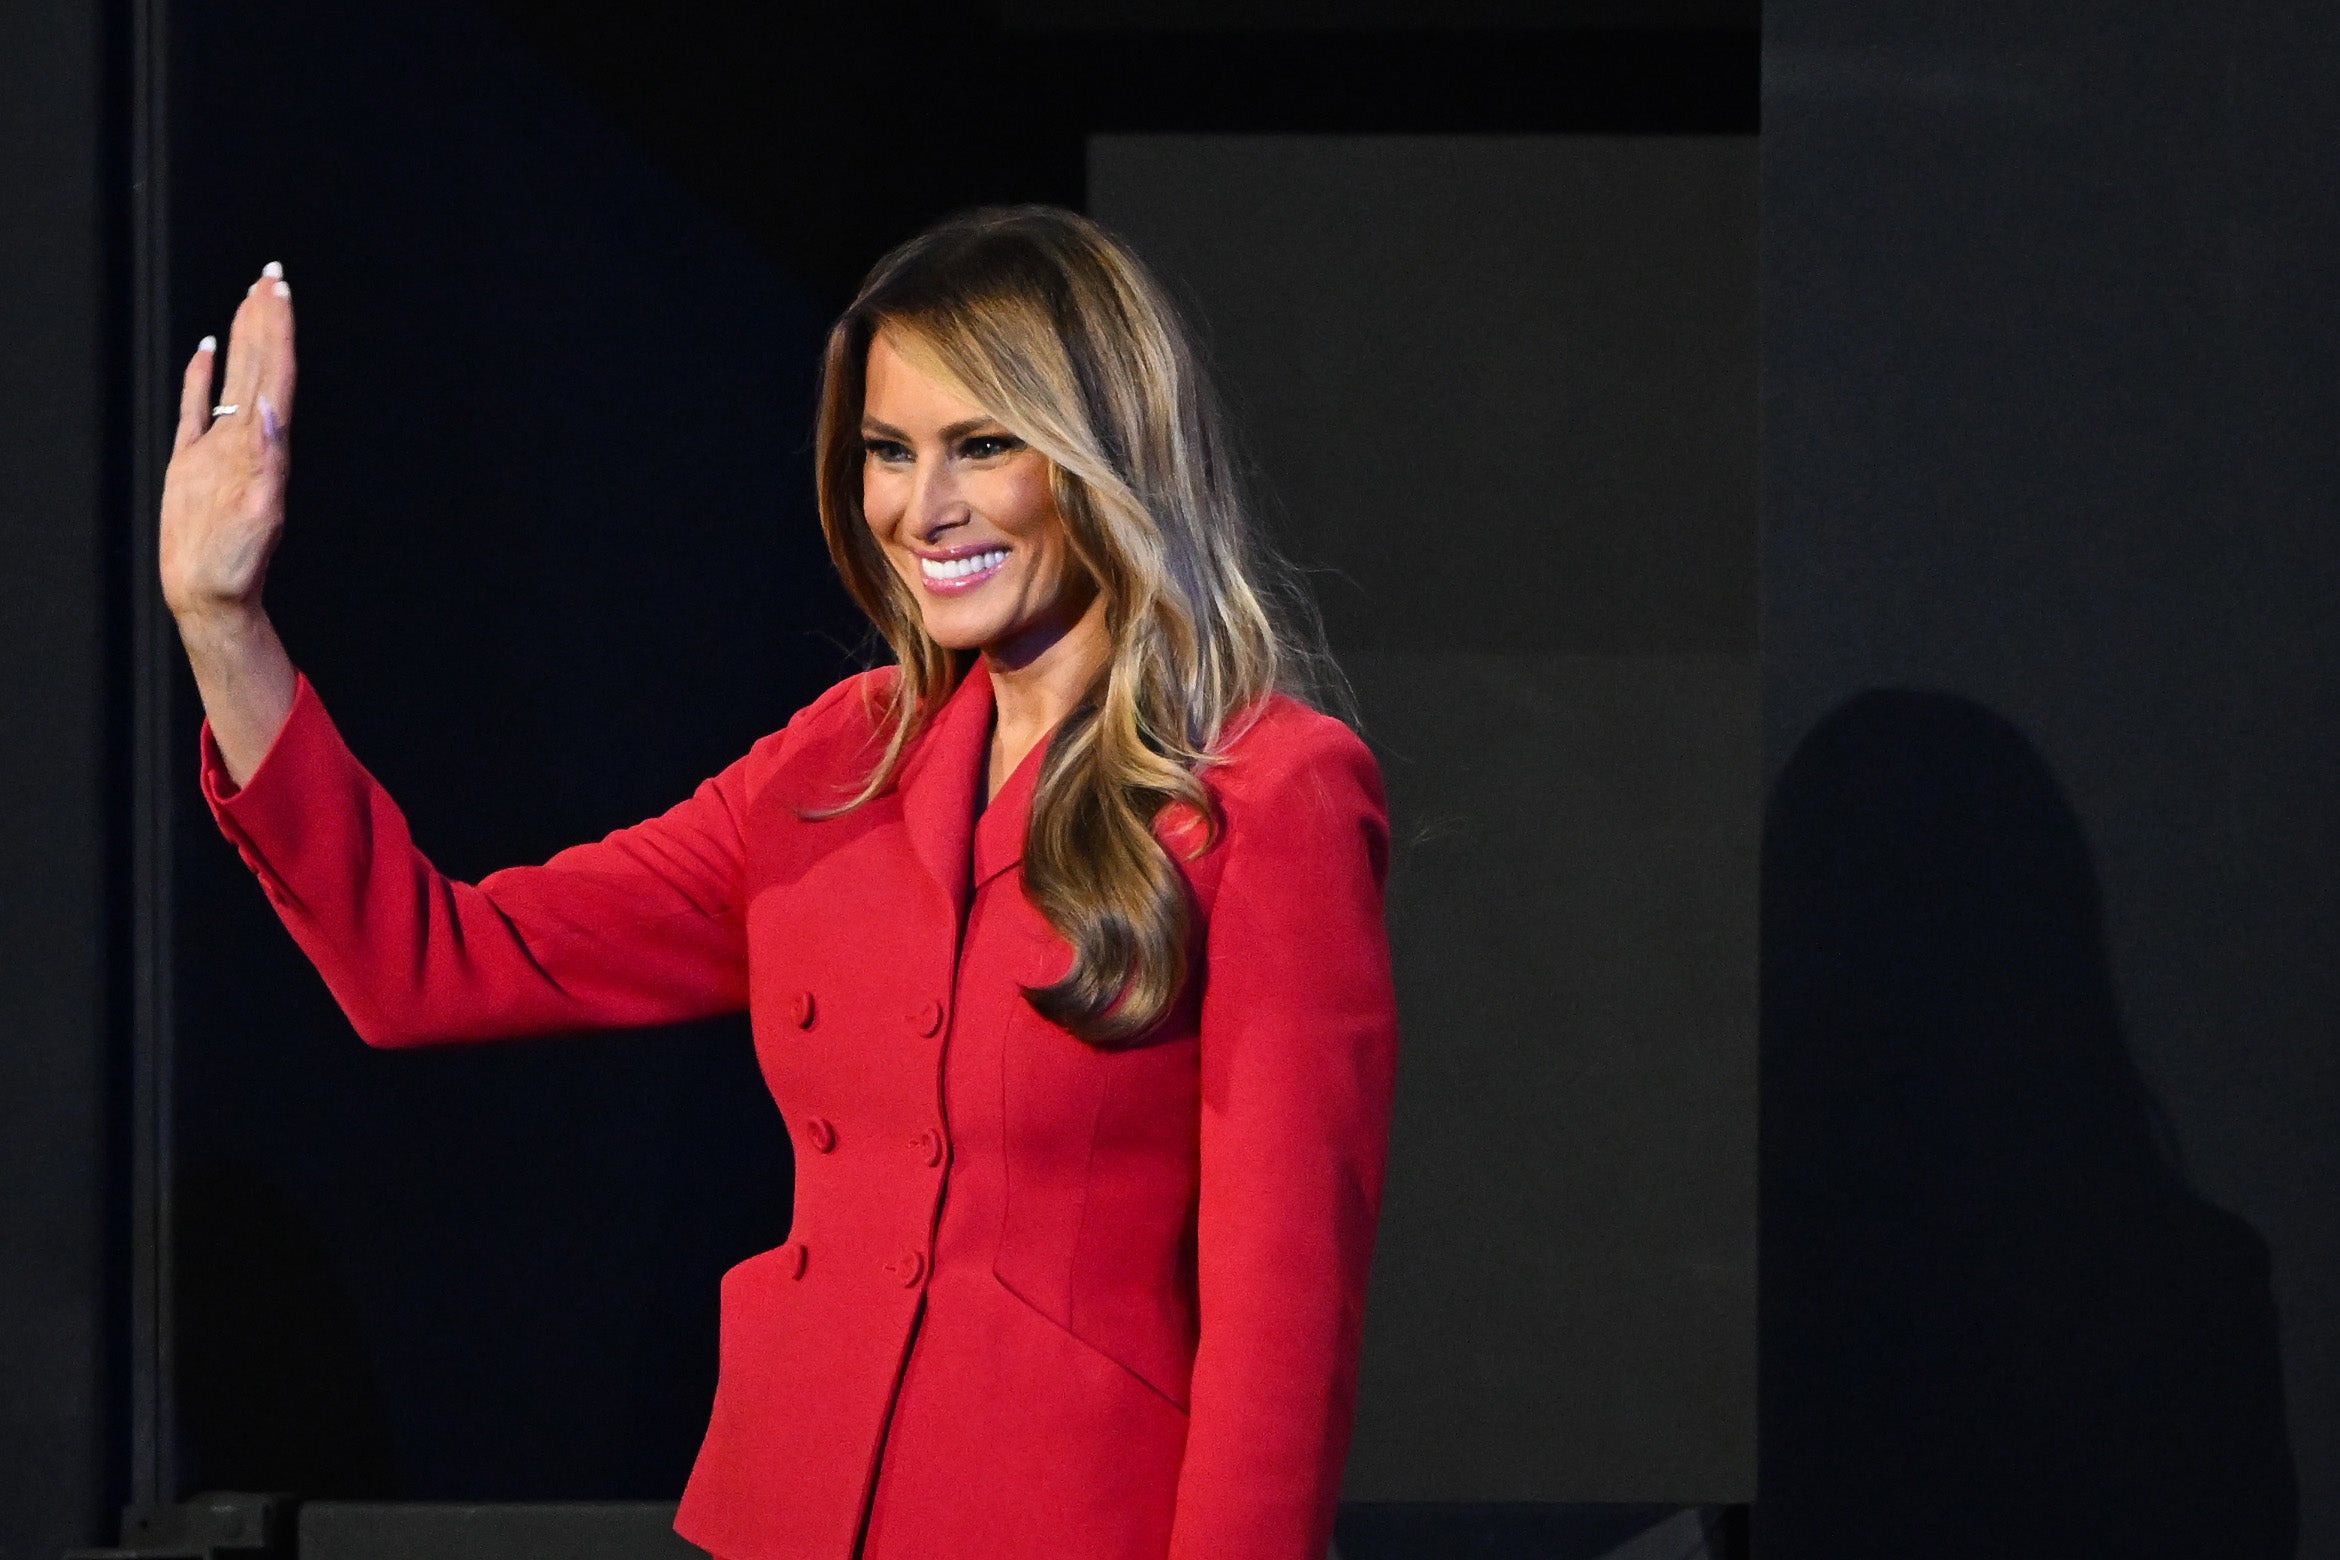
[961,434,1022,460]
[861,436,911,465]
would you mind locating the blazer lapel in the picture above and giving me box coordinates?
[972,719,1050,890]
[896,661,995,929]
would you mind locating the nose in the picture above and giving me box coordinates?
[905,455,971,543]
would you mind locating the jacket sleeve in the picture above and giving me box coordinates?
[200,668,793,1047]
[1167,714,1400,1560]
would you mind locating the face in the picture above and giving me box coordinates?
[859,329,1096,666]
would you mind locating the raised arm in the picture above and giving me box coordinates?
[161,261,300,782]
[162,262,769,1046]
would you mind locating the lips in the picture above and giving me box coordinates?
[917,546,1009,595]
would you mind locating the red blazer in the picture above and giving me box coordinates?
[199,658,1400,1560]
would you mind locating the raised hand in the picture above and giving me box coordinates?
[163,262,302,786]
[161,261,298,624]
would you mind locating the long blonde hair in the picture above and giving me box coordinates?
[813,205,1341,1046]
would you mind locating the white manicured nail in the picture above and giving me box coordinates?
[262,261,283,279]
[273,280,289,297]
[198,335,216,354]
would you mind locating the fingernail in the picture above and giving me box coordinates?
[262,261,284,279]
[259,393,281,443]
[247,283,256,296]
[198,334,217,354]
[273,280,290,297]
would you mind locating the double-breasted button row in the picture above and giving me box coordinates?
[796,991,946,1035]
[776,1241,932,1288]
[801,1117,946,1165]
[793,992,944,1035]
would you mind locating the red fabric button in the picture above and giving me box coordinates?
[911,1129,944,1167]
[893,1250,927,1288]
[912,999,945,1037]
[804,1116,835,1153]
[782,1241,807,1279]
[790,989,816,1029]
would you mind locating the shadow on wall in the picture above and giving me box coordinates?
[1758,691,2297,1558]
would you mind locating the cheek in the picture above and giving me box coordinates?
[994,464,1067,558]
[861,470,896,537]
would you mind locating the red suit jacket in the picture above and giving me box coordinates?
[199,658,1400,1560]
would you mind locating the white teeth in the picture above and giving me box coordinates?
[920,548,1008,581]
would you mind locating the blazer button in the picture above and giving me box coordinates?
[804,1116,835,1153]
[782,1240,807,1279]
[891,1250,927,1288]
[910,1128,944,1167]
[790,989,816,1029]
[912,999,945,1037]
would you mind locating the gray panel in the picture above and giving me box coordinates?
[1346,653,1758,1500]
[1093,137,1758,1501]
[1091,135,1758,658]
[1765,6,2335,1554]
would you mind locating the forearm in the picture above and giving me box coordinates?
[175,606,296,789]
[197,667,764,1046]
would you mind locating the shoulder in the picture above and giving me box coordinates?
[1191,694,1392,915]
[1203,693,1385,835]
[789,666,901,745]
[739,666,901,801]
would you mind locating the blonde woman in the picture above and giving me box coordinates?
[163,206,1399,1560]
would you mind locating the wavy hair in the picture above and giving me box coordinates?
[812,205,1342,1046]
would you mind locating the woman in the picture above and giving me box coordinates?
[161,206,1399,1560]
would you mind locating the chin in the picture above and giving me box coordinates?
[914,602,1010,653]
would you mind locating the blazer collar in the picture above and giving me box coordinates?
[973,716,1049,890]
[895,659,1060,916]
[897,661,994,925]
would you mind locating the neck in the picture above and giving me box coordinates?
[981,593,1111,773]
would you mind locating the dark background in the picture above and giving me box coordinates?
[1762,4,2336,1555]
[7,0,2338,1558]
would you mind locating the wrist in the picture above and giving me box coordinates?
[172,600,271,650]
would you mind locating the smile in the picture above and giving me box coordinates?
[918,547,1009,593]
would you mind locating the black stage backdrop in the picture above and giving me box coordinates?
[12,0,2339,1558]
[0,3,120,1558]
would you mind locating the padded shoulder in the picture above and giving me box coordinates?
[1205,694,1381,818]
[743,666,903,812]
[787,666,900,744]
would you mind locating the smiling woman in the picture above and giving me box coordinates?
[167,204,1397,1560]
[813,210,1342,1045]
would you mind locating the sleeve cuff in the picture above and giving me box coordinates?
[198,668,324,812]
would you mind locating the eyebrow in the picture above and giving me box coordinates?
[858,416,1008,442]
